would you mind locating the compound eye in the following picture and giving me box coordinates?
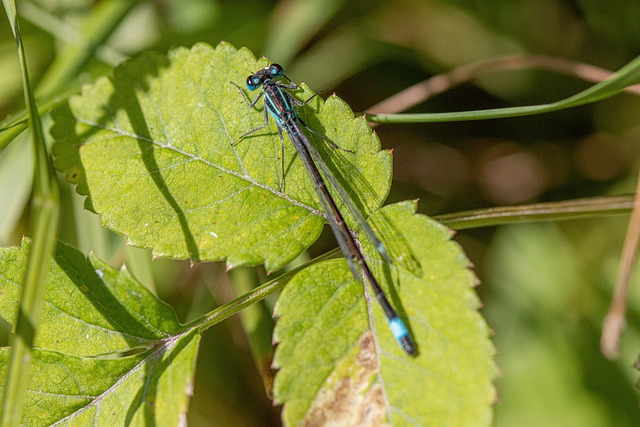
[246,75,261,90]
[269,64,284,77]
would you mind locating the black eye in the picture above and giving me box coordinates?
[246,75,261,90]
[269,64,284,77]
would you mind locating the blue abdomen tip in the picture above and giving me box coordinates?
[389,317,409,339]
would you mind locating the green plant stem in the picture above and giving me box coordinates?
[436,195,633,230]
[365,53,640,124]
[188,250,339,332]
[0,86,78,150]
[185,195,633,340]
[229,267,277,395]
[0,2,60,426]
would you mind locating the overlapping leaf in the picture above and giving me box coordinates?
[0,240,198,426]
[0,239,181,356]
[51,41,391,270]
[49,41,496,425]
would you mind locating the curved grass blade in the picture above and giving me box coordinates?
[366,53,640,124]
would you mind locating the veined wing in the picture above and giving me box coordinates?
[296,122,422,277]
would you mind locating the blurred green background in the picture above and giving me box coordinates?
[1,0,640,425]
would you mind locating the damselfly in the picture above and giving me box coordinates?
[232,63,416,356]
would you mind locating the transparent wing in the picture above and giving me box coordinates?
[298,122,422,277]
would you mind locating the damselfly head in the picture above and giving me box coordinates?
[267,63,284,78]
[246,63,285,91]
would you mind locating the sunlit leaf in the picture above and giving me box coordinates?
[49,41,495,425]
[0,239,181,356]
[0,239,198,426]
[273,202,496,426]
[51,41,391,271]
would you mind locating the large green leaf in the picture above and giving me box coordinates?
[49,41,496,425]
[51,41,391,270]
[273,202,496,426]
[0,239,199,426]
[0,239,181,356]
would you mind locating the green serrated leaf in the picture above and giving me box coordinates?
[0,239,181,357]
[273,202,496,427]
[0,331,199,426]
[51,41,391,270]
[0,240,198,426]
[48,41,495,425]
